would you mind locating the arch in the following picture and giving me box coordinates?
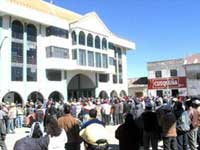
[2,91,23,105]
[71,31,77,45]
[102,38,107,50]
[68,74,96,99]
[110,90,118,98]
[95,36,100,49]
[120,90,127,97]
[48,91,64,102]
[27,91,44,103]
[12,20,23,39]
[79,31,85,45]
[27,24,37,42]
[99,91,108,99]
[87,33,93,47]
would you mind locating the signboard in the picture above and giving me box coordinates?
[148,77,187,89]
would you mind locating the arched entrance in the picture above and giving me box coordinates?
[110,90,118,98]
[27,92,44,103]
[99,91,108,99]
[48,91,64,102]
[2,92,23,104]
[120,90,127,97]
[68,74,96,99]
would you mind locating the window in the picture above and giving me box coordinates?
[197,73,200,80]
[46,46,69,59]
[95,53,101,68]
[12,20,23,39]
[155,71,162,78]
[0,16,2,27]
[27,48,37,64]
[102,54,108,68]
[113,75,117,84]
[12,66,23,81]
[99,74,109,82]
[157,90,163,97]
[79,31,85,45]
[95,36,100,49]
[79,49,86,66]
[88,51,94,67]
[27,68,37,81]
[170,69,177,77]
[109,57,115,66]
[71,31,77,45]
[118,64,122,73]
[117,48,122,59]
[102,38,107,50]
[11,42,23,63]
[119,73,123,84]
[27,24,37,42]
[46,26,68,38]
[87,34,93,47]
[72,49,77,60]
[46,70,62,81]
[108,42,115,50]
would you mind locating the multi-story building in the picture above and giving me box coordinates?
[147,59,187,97]
[0,0,135,104]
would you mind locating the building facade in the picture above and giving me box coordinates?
[0,0,135,104]
[147,59,187,97]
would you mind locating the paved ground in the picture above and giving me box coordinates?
[5,125,119,150]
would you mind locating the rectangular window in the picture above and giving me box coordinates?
[102,54,108,68]
[27,68,37,81]
[170,69,177,77]
[109,57,115,66]
[99,74,109,82]
[79,49,86,66]
[27,48,37,65]
[155,71,162,78]
[113,74,117,84]
[118,63,122,73]
[46,26,68,39]
[119,73,123,84]
[72,49,77,60]
[0,16,2,27]
[11,42,23,63]
[95,53,101,68]
[108,42,115,50]
[46,46,69,59]
[46,70,62,81]
[88,51,94,67]
[11,66,23,81]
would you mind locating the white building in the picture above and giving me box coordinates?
[147,59,187,97]
[0,0,135,104]
[184,54,200,96]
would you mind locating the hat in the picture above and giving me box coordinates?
[193,100,200,105]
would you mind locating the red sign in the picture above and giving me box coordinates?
[148,77,187,89]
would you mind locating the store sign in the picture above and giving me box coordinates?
[148,77,187,89]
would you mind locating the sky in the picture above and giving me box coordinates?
[46,0,200,78]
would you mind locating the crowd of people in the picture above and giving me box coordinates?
[0,96,200,150]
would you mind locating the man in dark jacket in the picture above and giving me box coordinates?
[115,113,141,150]
[0,105,7,150]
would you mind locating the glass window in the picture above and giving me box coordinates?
[155,71,162,78]
[95,36,100,49]
[11,42,23,63]
[95,53,101,68]
[102,54,108,68]
[27,48,37,64]
[79,31,85,45]
[79,49,86,66]
[108,42,115,50]
[11,66,23,81]
[88,51,94,67]
[12,20,23,39]
[46,26,68,38]
[46,46,69,59]
[27,68,37,81]
[27,24,37,42]
[87,34,93,47]
[170,69,177,77]
[99,74,109,82]
[71,31,77,45]
[102,38,107,50]
[119,73,123,84]
[72,49,77,60]
[46,70,62,81]
[113,75,117,84]
[117,47,122,59]
[118,63,122,73]
[0,16,2,27]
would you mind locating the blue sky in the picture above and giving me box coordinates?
[47,0,200,78]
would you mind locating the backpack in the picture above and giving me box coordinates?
[36,109,44,123]
[176,111,190,132]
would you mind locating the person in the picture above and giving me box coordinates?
[46,117,67,150]
[7,103,16,133]
[115,113,141,150]
[30,122,44,138]
[58,104,82,150]
[0,104,7,150]
[80,109,109,150]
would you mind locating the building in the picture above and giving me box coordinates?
[128,77,147,97]
[184,54,200,96]
[0,0,135,104]
[147,59,187,97]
